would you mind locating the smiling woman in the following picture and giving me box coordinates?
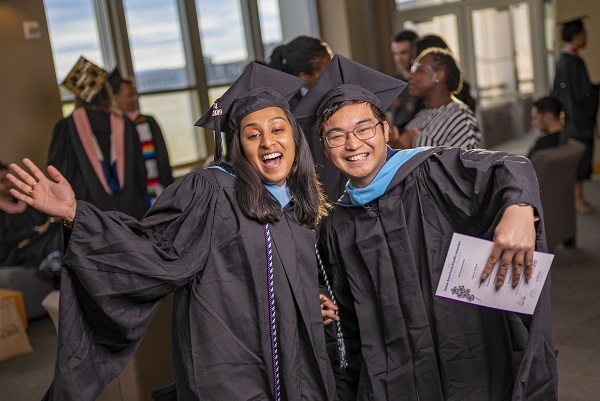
[238,107,296,187]
[8,62,334,401]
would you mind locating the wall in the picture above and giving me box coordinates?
[316,0,395,74]
[555,0,600,174]
[0,0,62,167]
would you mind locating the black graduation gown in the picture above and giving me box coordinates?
[0,206,61,267]
[43,168,336,401]
[551,52,599,140]
[47,110,149,220]
[319,147,557,401]
[389,78,424,133]
[527,131,565,159]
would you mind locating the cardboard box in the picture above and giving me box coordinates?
[0,288,27,329]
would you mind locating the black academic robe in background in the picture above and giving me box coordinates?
[320,147,557,401]
[47,110,149,220]
[43,168,336,401]
[552,52,599,140]
[0,206,61,267]
[551,52,598,180]
[527,131,565,159]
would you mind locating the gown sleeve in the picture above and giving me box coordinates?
[419,147,557,399]
[420,147,543,238]
[47,118,72,176]
[45,171,220,401]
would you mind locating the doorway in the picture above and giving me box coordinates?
[394,0,553,148]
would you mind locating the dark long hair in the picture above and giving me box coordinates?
[227,108,328,227]
[268,36,331,77]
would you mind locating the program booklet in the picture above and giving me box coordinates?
[435,233,554,315]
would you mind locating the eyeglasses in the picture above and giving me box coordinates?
[323,121,383,148]
[410,62,436,74]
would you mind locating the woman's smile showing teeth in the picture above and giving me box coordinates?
[262,152,282,168]
[240,107,295,187]
[346,153,368,162]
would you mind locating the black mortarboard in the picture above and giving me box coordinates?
[61,56,110,103]
[108,68,125,94]
[557,15,588,27]
[293,54,407,133]
[195,62,306,163]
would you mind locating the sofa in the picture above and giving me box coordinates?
[0,265,58,320]
[529,139,586,251]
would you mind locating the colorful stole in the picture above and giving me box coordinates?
[127,111,164,205]
[72,107,125,195]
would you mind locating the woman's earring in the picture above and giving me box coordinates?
[434,77,440,83]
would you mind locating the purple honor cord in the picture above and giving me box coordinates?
[264,224,280,401]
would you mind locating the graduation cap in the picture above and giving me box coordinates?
[557,15,588,27]
[195,62,306,163]
[293,54,407,134]
[61,56,110,103]
[108,68,125,94]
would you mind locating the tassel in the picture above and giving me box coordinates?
[212,101,223,163]
[315,246,348,369]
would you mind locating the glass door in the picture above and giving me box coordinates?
[393,0,549,148]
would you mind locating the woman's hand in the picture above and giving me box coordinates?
[388,127,420,150]
[320,294,339,326]
[480,204,536,288]
[7,158,77,222]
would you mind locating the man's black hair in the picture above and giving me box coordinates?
[533,96,562,119]
[392,30,418,45]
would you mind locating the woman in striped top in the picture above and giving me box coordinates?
[399,47,481,149]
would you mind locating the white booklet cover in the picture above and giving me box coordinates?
[435,233,554,315]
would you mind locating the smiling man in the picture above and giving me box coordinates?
[294,55,558,401]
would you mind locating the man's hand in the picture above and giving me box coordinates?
[388,127,420,150]
[480,204,536,288]
[320,294,339,326]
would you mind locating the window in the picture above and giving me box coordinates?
[44,0,319,164]
[196,0,250,85]
[123,0,189,92]
[258,0,283,58]
[404,14,461,61]
[472,3,534,104]
[396,0,460,11]
[139,92,206,164]
[44,0,106,93]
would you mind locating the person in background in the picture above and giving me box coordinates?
[528,96,566,159]
[269,36,346,202]
[414,34,477,112]
[8,63,336,401]
[0,161,61,272]
[268,35,333,109]
[399,47,481,149]
[387,30,424,149]
[294,54,557,401]
[109,69,174,206]
[47,57,148,220]
[552,16,599,214]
